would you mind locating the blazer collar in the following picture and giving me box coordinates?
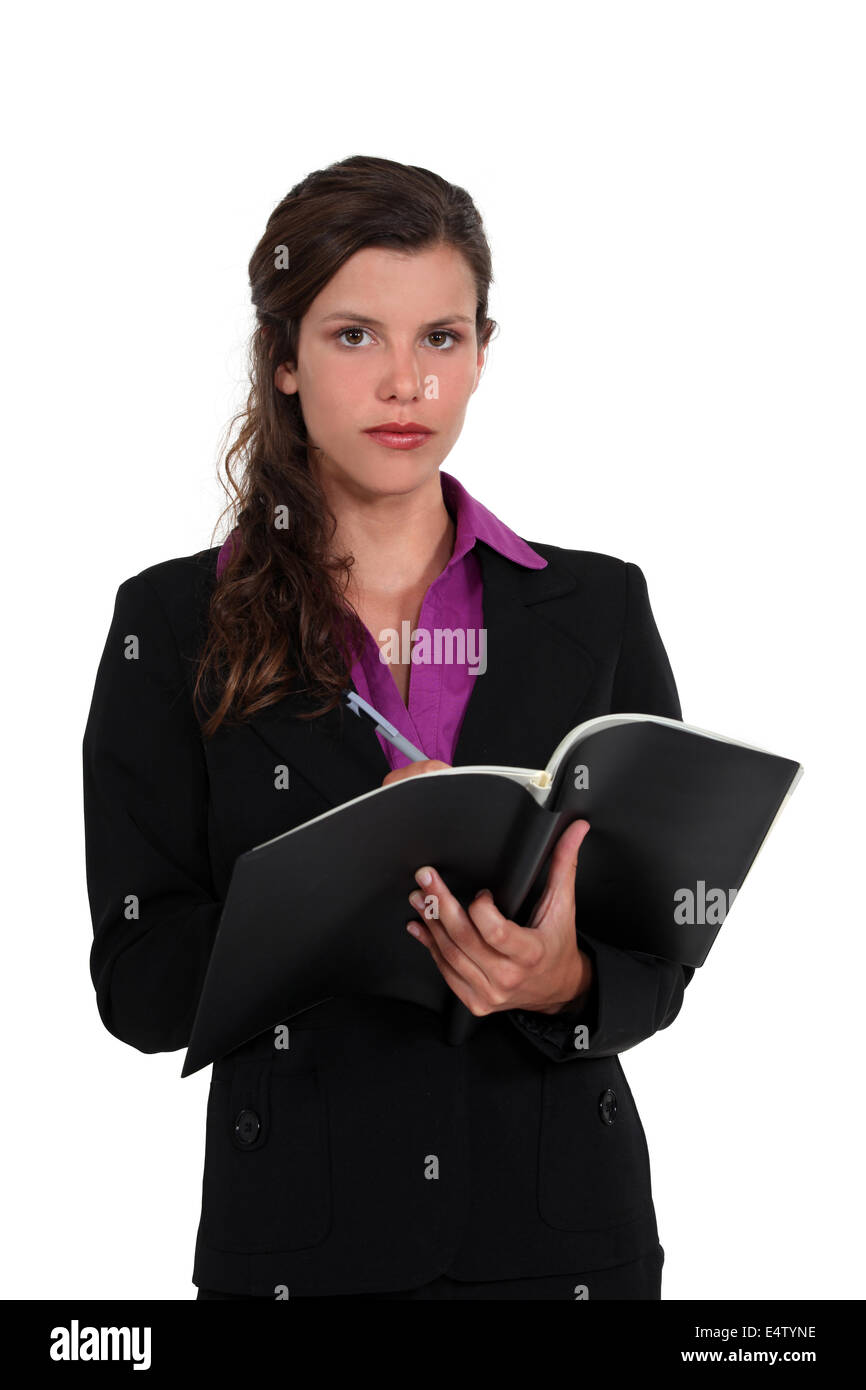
[244,541,595,808]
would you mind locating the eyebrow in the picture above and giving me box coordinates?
[319,310,475,329]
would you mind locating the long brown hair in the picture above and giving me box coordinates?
[194,154,498,738]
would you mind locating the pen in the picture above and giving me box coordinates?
[344,690,430,764]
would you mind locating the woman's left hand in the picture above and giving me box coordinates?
[405,819,593,1016]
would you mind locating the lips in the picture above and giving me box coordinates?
[363,422,433,451]
[365,422,431,435]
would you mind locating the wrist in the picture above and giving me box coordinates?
[537,949,593,1015]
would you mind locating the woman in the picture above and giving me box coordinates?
[82,154,693,1300]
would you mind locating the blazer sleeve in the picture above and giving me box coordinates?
[507,561,696,1063]
[82,572,222,1054]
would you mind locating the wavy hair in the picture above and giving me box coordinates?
[194,154,497,738]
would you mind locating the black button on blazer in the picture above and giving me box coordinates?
[82,537,694,1296]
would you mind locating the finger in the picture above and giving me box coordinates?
[410,881,533,1000]
[533,819,591,917]
[411,868,506,981]
[409,873,506,996]
[465,890,544,970]
[547,818,590,885]
[411,865,474,950]
[382,759,451,787]
[405,917,488,1015]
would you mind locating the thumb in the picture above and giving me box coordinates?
[547,819,591,898]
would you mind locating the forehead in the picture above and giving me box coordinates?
[313,243,476,316]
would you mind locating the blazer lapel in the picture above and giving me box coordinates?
[245,541,596,809]
[452,543,594,771]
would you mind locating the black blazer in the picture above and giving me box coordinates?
[82,537,693,1296]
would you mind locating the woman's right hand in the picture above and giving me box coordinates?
[381,759,451,787]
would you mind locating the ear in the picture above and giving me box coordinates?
[274,361,299,395]
[471,343,488,394]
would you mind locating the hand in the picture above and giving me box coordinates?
[405,819,593,1016]
[382,759,451,787]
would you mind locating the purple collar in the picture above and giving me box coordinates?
[216,468,547,578]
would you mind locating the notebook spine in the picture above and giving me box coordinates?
[444,800,572,1045]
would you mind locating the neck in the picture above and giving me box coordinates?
[315,458,456,600]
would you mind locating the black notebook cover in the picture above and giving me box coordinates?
[181,715,802,1076]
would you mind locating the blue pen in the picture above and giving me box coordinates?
[344,690,430,764]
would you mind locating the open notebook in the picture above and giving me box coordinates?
[181,713,803,1075]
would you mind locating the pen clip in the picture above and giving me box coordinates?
[345,689,402,742]
[344,690,429,763]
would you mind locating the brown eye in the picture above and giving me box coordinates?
[336,327,373,347]
[425,331,460,349]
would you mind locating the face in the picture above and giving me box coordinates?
[274,242,487,499]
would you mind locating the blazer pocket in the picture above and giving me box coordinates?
[200,1058,332,1253]
[537,1057,653,1233]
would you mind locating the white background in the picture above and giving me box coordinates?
[3,0,863,1300]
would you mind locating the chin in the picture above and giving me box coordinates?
[320,449,443,493]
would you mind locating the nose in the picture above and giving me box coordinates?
[377,343,425,401]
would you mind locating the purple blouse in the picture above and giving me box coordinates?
[216,469,548,769]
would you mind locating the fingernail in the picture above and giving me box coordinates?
[415,868,433,887]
